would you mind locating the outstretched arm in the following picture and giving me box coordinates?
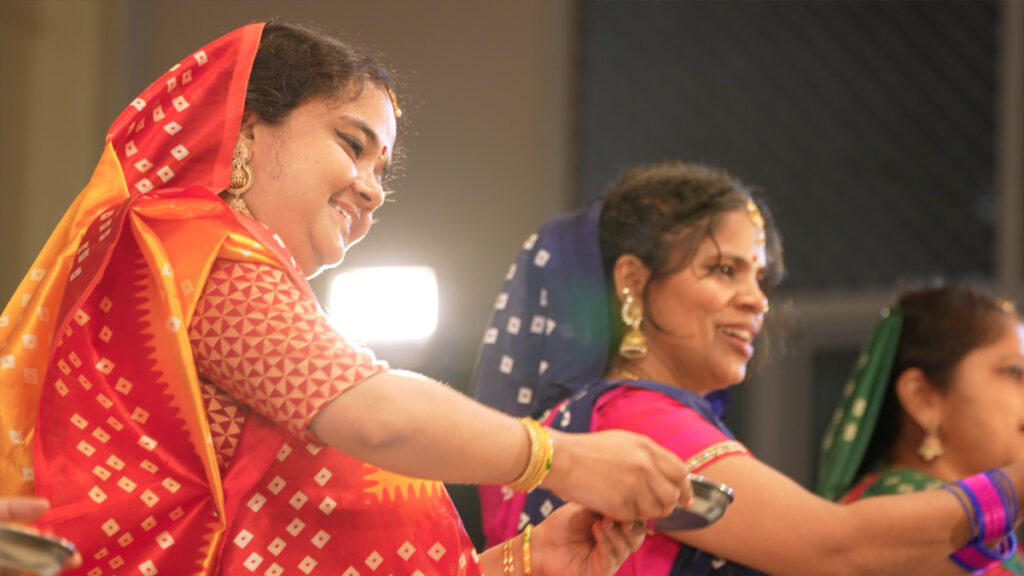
[311,369,692,521]
[665,454,1022,576]
[190,260,692,522]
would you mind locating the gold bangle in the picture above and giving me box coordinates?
[502,538,515,576]
[522,524,533,576]
[505,418,554,493]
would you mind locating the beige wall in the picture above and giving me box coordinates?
[0,0,577,388]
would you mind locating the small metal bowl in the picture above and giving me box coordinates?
[654,474,735,531]
[0,523,76,576]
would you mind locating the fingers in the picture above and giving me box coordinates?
[648,440,692,508]
[0,497,49,523]
[592,518,647,566]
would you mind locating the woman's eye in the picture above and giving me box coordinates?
[710,264,734,276]
[337,131,364,158]
[1001,365,1024,380]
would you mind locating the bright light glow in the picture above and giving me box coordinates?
[327,266,439,342]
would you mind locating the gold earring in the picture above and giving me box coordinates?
[618,288,647,359]
[228,143,254,218]
[917,423,944,462]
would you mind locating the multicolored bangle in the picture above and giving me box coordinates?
[950,534,1017,574]
[522,523,533,576]
[943,468,1020,573]
[505,418,554,493]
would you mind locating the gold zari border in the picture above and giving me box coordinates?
[685,440,749,471]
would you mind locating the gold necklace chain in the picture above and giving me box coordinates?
[605,369,645,381]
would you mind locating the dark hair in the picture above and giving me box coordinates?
[598,160,784,350]
[245,23,394,124]
[858,284,1016,475]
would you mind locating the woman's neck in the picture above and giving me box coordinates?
[604,359,719,396]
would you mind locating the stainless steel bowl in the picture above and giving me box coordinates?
[654,474,734,531]
[0,523,76,576]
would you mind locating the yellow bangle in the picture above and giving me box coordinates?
[506,418,554,493]
[502,538,515,576]
[522,524,533,576]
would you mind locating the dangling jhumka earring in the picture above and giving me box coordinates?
[917,423,944,462]
[618,287,647,359]
[227,143,255,218]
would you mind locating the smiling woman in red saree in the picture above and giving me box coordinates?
[0,22,695,576]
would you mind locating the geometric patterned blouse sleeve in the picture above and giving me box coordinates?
[189,259,388,438]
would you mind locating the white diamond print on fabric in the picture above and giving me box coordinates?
[366,551,383,570]
[247,493,267,512]
[522,233,538,250]
[298,556,317,575]
[506,316,521,335]
[397,541,416,561]
[244,552,263,571]
[289,491,308,509]
[428,542,446,561]
[267,537,286,556]
[517,387,533,405]
[156,532,174,550]
[310,466,332,486]
[533,249,551,267]
[267,476,287,495]
[499,355,514,374]
[234,530,254,549]
[286,519,305,536]
[318,496,336,515]
[311,530,330,549]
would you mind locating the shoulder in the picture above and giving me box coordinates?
[594,386,750,471]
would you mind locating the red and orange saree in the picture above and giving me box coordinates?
[1,23,478,575]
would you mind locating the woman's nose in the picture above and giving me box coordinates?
[353,170,384,211]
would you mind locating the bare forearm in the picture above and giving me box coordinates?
[671,456,1011,576]
[309,370,530,484]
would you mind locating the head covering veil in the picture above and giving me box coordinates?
[0,23,316,573]
[816,307,904,500]
[471,202,611,416]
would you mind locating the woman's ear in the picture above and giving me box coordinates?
[611,254,651,303]
[237,110,258,146]
[893,367,944,429]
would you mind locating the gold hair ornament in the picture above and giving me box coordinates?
[746,198,765,245]
[228,143,255,218]
[618,287,647,359]
[388,88,403,119]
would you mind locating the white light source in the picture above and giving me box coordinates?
[327,266,439,343]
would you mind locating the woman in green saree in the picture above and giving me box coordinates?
[819,284,1024,575]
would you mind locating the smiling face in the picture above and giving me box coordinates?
[934,317,1024,476]
[637,209,768,394]
[238,82,397,277]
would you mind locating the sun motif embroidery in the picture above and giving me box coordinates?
[362,467,443,503]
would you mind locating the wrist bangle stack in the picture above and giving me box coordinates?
[522,524,533,576]
[942,469,1020,573]
[502,538,515,576]
[505,418,554,493]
